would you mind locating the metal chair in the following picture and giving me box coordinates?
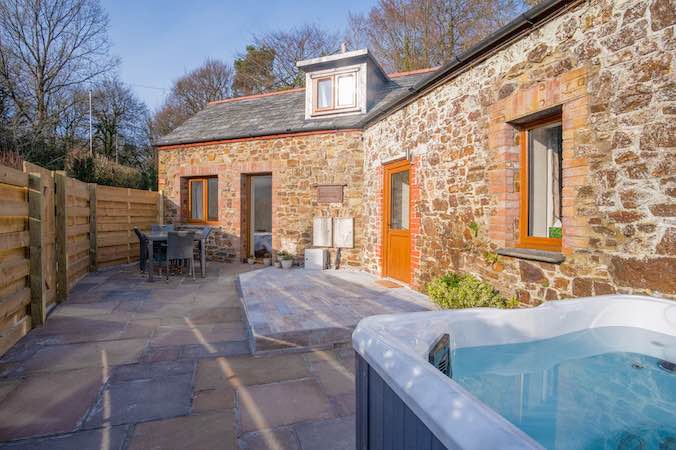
[166,231,196,280]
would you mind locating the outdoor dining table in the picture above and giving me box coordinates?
[146,230,207,281]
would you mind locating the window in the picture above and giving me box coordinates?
[519,118,563,251]
[312,70,358,115]
[316,78,333,110]
[188,177,218,223]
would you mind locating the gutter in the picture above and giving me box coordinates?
[155,127,362,150]
[363,0,581,127]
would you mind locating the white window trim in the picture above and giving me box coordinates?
[309,65,361,117]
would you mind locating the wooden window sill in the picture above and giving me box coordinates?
[497,247,566,264]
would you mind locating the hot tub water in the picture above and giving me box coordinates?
[451,327,676,450]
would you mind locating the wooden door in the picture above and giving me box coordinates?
[383,160,411,283]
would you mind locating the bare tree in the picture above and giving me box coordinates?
[254,24,340,89]
[172,59,232,114]
[90,77,149,165]
[151,59,232,140]
[348,0,526,72]
[0,0,116,156]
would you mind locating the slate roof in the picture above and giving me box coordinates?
[155,71,435,147]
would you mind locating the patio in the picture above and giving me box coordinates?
[0,263,359,450]
[239,268,434,353]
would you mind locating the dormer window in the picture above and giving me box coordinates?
[298,49,389,120]
[312,69,358,115]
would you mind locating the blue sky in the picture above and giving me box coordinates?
[101,0,377,110]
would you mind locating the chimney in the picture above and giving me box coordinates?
[340,42,348,53]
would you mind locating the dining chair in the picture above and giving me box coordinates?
[133,227,148,272]
[135,227,169,275]
[166,231,196,280]
[197,226,213,275]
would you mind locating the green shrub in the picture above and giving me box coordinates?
[427,272,517,309]
[276,250,293,261]
[67,153,153,190]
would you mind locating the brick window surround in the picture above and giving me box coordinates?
[175,161,279,261]
[488,67,590,257]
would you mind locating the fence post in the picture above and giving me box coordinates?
[127,188,131,264]
[28,172,46,326]
[54,171,68,303]
[89,183,97,272]
[158,190,164,225]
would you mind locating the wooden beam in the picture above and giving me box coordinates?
[54,171,67,302]
[28,172,45,326]
[89,183,97,272]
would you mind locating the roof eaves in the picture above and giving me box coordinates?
[155,125,362,149]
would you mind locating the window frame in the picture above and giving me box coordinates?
[518,115,563,252]
[187,176,218,224]
[314,76,334,112]
[311,67,359,116]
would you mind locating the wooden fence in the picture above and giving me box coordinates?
[0,167,32,356]
[0,162,161,356]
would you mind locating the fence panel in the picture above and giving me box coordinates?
[65,177,91,288]
[0,166,32,355]
[95,185,159,268]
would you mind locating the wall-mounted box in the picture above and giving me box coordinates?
[313,217,332,247]
[333,217,354,248]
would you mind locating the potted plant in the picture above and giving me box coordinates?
[277,251,294,269]
[263,252,272,266]
[247,256,256,265]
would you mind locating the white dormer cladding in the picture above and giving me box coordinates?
[297,48,389,121]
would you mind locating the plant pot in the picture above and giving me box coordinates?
[263,257,272,266]
[247,257,256,265]
[280,259,293,269]
[274,261,282,268]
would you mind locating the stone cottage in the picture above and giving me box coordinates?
[156,0,675,302]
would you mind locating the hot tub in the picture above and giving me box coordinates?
[352,295,676,450]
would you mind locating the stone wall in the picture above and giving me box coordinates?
[362,0,675,300]
[157,130,364,265]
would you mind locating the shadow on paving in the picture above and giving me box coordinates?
[0,262,360,450]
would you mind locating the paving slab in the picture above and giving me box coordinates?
[0,426,129,450]
[150,322,247,347]
[195,353,310,390]
[109,360,195,383]
[238,379,334,432]
[178,341,250,360]
[192,388,236,413]
[84,375,193,428]
[238,267,434,353]
[9,338,147,375]
[309,360,354,396]
[127,411,237,450]
[0,368,103,441]
[240,427,300,450]
[294,416,355,450]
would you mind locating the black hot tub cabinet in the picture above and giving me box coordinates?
[356,352,448,450]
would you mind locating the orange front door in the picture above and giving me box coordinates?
[383,160,411,283]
